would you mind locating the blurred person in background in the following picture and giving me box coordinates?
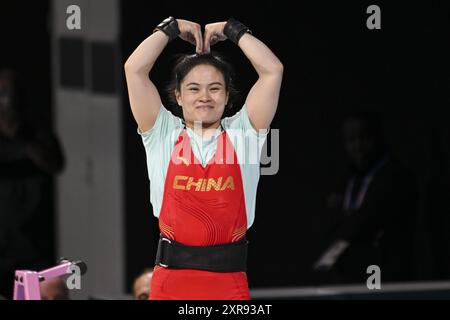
[0,67,65,298]
[132,268,153,300]
[40,276,70,300]
[313,108,418,283]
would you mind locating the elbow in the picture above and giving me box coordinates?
[261,62,283,77]
[124,60,150,76]
[273,61,284,75]
[44,149,66,175]
[124,60,136,73]
[124,59,141,73]
[53,154,66,175]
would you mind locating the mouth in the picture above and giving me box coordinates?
[195,105,214,111]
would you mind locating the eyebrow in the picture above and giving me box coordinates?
[185,82,223,87]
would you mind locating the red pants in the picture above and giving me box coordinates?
[150,266,250,300]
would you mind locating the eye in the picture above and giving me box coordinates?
[210,87,220,91]
[188,87,199,92]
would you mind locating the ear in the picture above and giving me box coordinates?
[225,92,229,106]
[175,89,182,106]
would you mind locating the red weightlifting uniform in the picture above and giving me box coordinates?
[150,128,250,300]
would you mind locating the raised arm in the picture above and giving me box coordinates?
[204,19,283,131]
[124,17,202,133]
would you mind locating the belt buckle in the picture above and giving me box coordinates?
[158,237,172,268]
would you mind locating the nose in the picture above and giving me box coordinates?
[199,89,211,102]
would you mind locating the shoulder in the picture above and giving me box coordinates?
[222,104,269,138]
[137,104,183,142]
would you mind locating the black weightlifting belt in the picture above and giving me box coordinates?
[155,235,248,272]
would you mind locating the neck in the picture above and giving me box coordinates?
[355,153,386,174]
[185,120,221,139]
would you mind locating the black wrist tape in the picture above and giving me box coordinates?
[223,18,251,44]
[153,16,180,42]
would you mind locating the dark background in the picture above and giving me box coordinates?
[0,2,55,267]
[121,1,450,290]
[1,1,449,294]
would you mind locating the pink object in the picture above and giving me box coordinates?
[13,259,86,300]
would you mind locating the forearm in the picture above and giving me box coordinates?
[238,33,283,77]
[23,133,64,175]
[335,208,384,241]
[25,143,64,174]
[124,30,169,74]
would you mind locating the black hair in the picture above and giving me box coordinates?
[135,267,154,278]
[165,52,239,111]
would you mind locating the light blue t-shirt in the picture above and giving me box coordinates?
[138,104,268,228]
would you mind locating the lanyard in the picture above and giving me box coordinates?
[343,156,388,212]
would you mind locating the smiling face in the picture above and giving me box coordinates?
[175,64,229,128]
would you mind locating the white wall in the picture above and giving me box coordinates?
[51,0,124,299]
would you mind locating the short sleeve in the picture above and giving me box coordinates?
[222,104,270,138]
[137,104,183,218]
[221,105,270,228]
[137,104,183,149]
